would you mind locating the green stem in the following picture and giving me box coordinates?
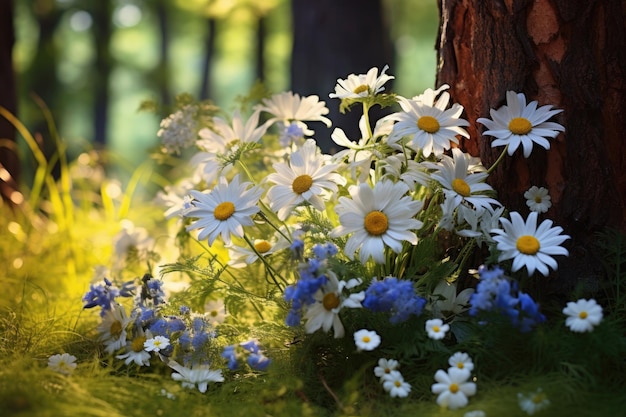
[242,234,286,290]
[486,145,509,174]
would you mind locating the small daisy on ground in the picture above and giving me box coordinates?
[426,318,450,340]
[97,303,132,354]
[374,358,400,381]
[518,388,550,415]
[448,352,474,373]
[303,273,364,338]
[563,298,603,333]
[144,335,170,353]
[329,65,394,100]
[353,329,381,351]
[116,329,152,367]
[48,353,77,375]
[331,180,423,264]
[387,85,470,157]
[382,370,412,398]
[431,367,477,410]
[491,211,570,276]
[266,139,346,220]
[185,175,263,246]
[524,186,552,213]
[477,90,564,158]
[168,360,224,393]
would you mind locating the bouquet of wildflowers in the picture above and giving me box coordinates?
[80,65,612,413]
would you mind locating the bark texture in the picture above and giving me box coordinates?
[436,0,626,288]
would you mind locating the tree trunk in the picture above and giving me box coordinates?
[0,0,20,205]
[91,1,113,146]
[436,0,626,290]
[199,18,216,101]
[290,0,394,152]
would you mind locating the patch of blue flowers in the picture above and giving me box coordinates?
[363,277,427,324]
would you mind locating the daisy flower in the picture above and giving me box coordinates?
[227,233,290,268]
[524,186,552,213]
[97,303,132,354]
[116,329,152,367]
[303,273,364,338]
[426,318,450,340]
[48,353,77,375]
[143,335,170,353]
[477,90,564,158]
[353,329,381,351]
[255,91,332,145]
[204,299,227,326]
[185,175,263,246]
[518,388,550,415]
[329,64,394,99]
[448,352,474,373]
[113,220,154,267]
[374,358,400,381]
[266,139,346,220]
[491,211,570,276]
[168,360,224,393]
[382,370,412,398]
[563,298,603,333]
[387,85,470,157]
[430,279,475,316]
[430,148,501,212]
[431,367,477,410]
[331,180,424,264]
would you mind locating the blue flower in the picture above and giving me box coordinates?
[363,277,426,324]
[221,345,239,370]
[82,279,121,316]
[247,353,271,371]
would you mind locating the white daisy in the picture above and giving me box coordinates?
[381,370,412,398]
[491,211,570,276]
[154,178,197,220]
[303,273,364,338]
[374,358,400,381]
[227,233,290,268]
[266,139,346,220]
[353,329,381,351]
[448,352,474,373]
[518,388,550,415]
[387,85,470,157]
[144,335,170,352]
[168,360,224,393]
[97,303,132,354]
[331,180,424,264]
[563,298,603,333]
[430,148,501,212]
[329,64,394,99]
[524,186,552,213]
[47,353,77,375]
[112,220,154,267]
[425,318,450,340]
[255,91,332,137]
[116,330,151,367]
[204,299,227,326]
[431,367,477,410]
[185,175,263,246]
[477,90,564,158]
[430,280,475,317]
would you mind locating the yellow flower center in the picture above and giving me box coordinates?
[364,211,389,236]
[417,115,440,133]
[131,336,147,352]
[210,310,218,317]
[534,196,543,203]
[353,84,369,94]
[214,201,235,220]
[532,393,546,404]
[362,336,371,343]
[292,174,313,194]
[394,380,402,387]
[433,325,440,332]
[449,383,459,393]
[384,368,391,374]
[322,292,340,311]
[516,235,540,255]
[452,178,471,197]
[579,311,588,319]
[254,240,272,253]
[457,363,464,369]
[110,320,123,338]
[508,117,532,135]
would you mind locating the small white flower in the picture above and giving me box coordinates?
[524,186,552,213]
[382,370,411,398]
[430,280,474,316]
[477,91,564,158]
[425,318,450,340]
[518,388,550,415]
[448,352,474,373]
[431,367,476,410]
[48,353,77,375]
[353,329,381,351]
[157,105,198,154]
[97,303,132,354]
[116,330,151,367]
[168,360,224,393]
[374,358,400,381]
[204,299,227,326]
[159,388,176,400]
[563,298,603,333]
[464,411,486,417]
[144,335,170,352]
[329,65,394,99]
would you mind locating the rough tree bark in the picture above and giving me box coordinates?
[290,0,394,152]
[436,0,626,291]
